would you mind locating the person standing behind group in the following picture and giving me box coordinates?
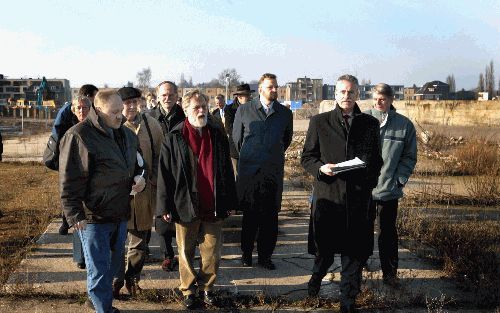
[112,87,164,298]
[224,84,254,176]
[156,90,236,309]
[364,83,417,287]
[148,81,185,271]
[301,74,382,313]
[59,90,146,313]
[232,74,293,270]
[211,94,226,127]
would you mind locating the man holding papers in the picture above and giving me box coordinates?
[301,74,382,313]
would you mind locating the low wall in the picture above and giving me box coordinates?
[295,100,500,127]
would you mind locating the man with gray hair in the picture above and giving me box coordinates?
[301,74,382,313]
[156,89,236,309]
[148,80,185,272]
[59,90,146,313]
[364,83,417,287]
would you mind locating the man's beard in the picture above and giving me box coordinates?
[188,114,207,128]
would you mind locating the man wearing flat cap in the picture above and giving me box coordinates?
[112,87,165,298]
[225,84,255,175]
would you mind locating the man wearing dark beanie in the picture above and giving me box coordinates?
[112,87,165,298]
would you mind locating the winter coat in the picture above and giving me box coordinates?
[301,103,383,258]
[124,113,164,231]
[148,103,185,135]
[232,98,293,211]
[364,107,417,201]
[222,102,239,159]
[156,116,237,223]
[59,108,145,226]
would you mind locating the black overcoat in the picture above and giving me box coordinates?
[301,103,383,258]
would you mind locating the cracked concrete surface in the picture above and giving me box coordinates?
[2,189,483,312]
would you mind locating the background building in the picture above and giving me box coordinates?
[414,81,450,100]
[0,74,71,107]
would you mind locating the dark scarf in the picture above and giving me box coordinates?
[182,118,215,221]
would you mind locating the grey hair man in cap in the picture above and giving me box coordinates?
[112,87,165,298]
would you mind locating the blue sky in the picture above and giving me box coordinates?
[1,0,498,89]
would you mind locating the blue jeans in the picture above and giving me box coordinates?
[78,222,127,313]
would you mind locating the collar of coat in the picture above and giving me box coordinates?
[249,98,285,114]
[331,102,362,125]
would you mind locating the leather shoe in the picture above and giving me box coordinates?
[340,304,356,313]
[182,294,197,309]
[383,275,401,288]
[257,259,276,270]
[76,262,86,269]
[202,290,216,306]
[112,281,124,299]
[125,279,138,297]
[307,275,321,296]
[241,254,252,267]
[161,256,177,271]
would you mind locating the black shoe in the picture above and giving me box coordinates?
[307,275,321,297]
[112,281,124,299]
[242,254,252,267]
[202,290,216,306]
[182,294,197,309]
[76,262,86,269]
[340,303,356,313]
[383,275,401,288]
[58,223,69,235]
[257,259,276,270]
[111,307,120,313]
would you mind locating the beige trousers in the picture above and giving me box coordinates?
[175,219,223,296]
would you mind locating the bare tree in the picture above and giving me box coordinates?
[485,60,495,100]
[136,67,152,91]
[478,73,485,92]
[218,68,241,86]
[446,74,456,93]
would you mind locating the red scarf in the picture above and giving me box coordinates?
[182,118,215,220]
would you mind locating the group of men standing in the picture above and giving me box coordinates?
[56,72,416,313]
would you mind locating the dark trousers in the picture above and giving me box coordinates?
[311,253,366,307]
[155,217,175,259]
[240,209,278,261]
[375,199,399,278]
[72,230,85,264]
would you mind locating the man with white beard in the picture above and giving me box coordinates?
[156,89,236,309]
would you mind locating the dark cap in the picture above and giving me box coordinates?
[233,84,255,96]
[118,87,142,101]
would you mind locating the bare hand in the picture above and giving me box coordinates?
[162,214,172,222]
[132,175,146,193]
[320,163,336,176]
[74,220,87,230]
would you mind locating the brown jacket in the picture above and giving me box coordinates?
[124,113,164,231]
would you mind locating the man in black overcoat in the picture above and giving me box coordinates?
[301,74,383,313]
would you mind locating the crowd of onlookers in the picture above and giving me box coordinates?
[40,72,416,313]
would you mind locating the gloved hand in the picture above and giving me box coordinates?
[131,175,146,195]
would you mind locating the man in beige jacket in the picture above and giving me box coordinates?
[113,87,165,297]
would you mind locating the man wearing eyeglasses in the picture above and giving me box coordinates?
[148,81,185,272]
[301,74,382,313]
[112,87,164,298]
[47,85,98,274]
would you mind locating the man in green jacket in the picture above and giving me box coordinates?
[364,83,417,287]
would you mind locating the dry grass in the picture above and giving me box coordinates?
[0,162,59,286]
